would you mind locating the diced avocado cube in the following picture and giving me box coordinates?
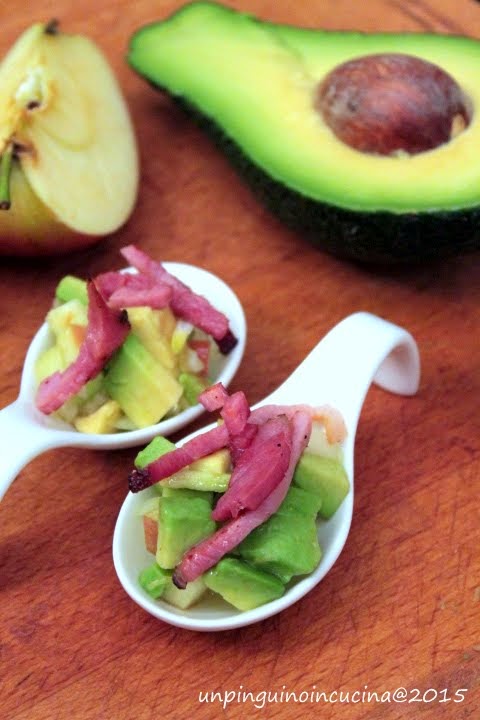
[135,435,176,469]
[190,449,231,475]
[156,494,216,569]
[104,333,183,429]
[55,275,88,305]
[178,372,209,406]
[158,448,231,493]
[293,452,350,519]
[162,575,207,609]
[278,484,322,518]
[139,562,171,599]
[161,487,214,504]
[159,469,230,493]
[139,496,161,518]
[204,558,285,611]
[139,562,207,607]
[237,486,322,583]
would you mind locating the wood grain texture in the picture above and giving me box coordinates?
[0,1,479,719]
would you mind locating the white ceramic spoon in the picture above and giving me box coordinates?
[0,263,246,500]
[113,311,420,632]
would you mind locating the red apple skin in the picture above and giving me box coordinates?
[0,162,104,257]
[316,53,471,156]
[143,514,158,555]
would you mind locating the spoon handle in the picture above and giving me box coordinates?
[271,311,420,432]
[0,400,58,500]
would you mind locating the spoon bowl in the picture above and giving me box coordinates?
[113,311,420,631]
[0,262,246,499]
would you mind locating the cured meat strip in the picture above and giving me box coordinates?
[250,403,347,444]
[95,271,172,310]
[172,409,312,588]
[228,423,258,465]
[198,382,229,412]
[36,281,130,414]
[199,383,250,435]
[128,423,230,492]
[120,245,238,353]
[212,415,293,522]
[220,391,250,436]
[313,405,348,444]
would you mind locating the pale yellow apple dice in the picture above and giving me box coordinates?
[46,299,87,363]
[0,22,138,237]
[74,400,122,434]
[127,307,177,371]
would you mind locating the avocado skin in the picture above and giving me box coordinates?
[128,0,480,267]
[173,97,480,265]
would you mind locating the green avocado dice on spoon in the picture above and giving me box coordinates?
[128,1,480,264]
[135,433,350,612]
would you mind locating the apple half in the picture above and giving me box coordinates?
[0,21,139,256]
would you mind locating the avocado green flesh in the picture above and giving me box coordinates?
[138,561,207,608]
[137,442,351,609]
[293,453,350,520]
[139,562,170,599]
[156,494,215,569]
[178,371,209,406]
[55,275,88,305]
[128,2,480,214]
[204,557,285,611]
[237,486,322,583]
[135,435,176,469]
[177,96,480,264]
[104,333,182,428]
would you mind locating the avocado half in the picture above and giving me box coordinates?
[128,1,480,264]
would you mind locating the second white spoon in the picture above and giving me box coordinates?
[113,311,420,631]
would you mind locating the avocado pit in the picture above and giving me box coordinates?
[316,53,471,156]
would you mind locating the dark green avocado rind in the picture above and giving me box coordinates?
[153,93,480,265]
[127,4,480,265]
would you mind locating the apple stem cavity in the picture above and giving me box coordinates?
[44,19,60,35]
[0,147,13,211]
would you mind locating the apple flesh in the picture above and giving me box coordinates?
[0,22,139,256]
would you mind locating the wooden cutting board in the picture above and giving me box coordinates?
[0,1,479,718]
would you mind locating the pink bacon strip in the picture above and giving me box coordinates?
[95,271,172,310]
[172,409,312,588]
[128,423,230,492]
[250,403,347,444]
[212,415,292,522]
[36,281,130,414]
[198,383,229,412]
[120,245,237,353]
[199,383,250,436]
